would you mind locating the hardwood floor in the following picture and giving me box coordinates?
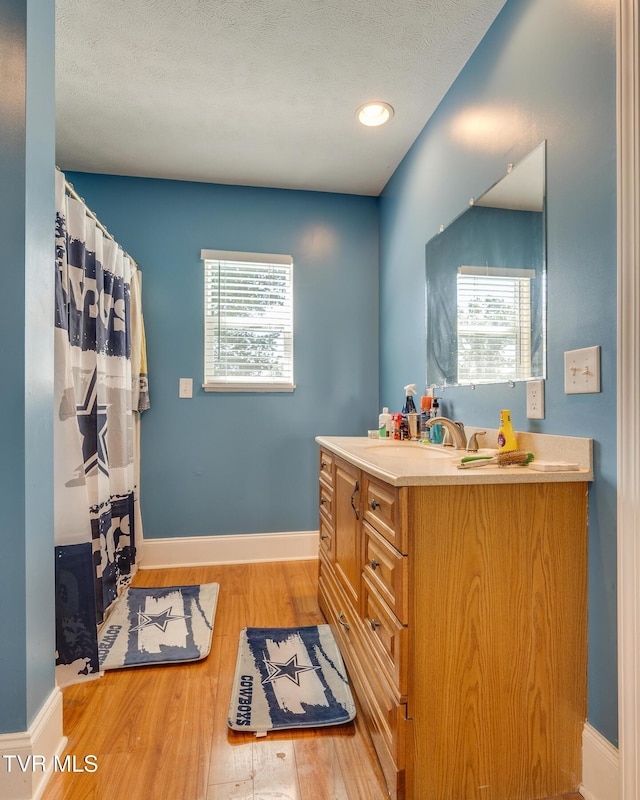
[42,560,388,800]
[41,560,584,800]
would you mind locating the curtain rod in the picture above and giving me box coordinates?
[57,167,138,269]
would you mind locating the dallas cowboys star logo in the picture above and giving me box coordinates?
[130,606,188,632]
[261,654,320,686]
[75,369,109,477]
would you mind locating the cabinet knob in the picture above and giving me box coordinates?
[370,499,380,510]
[370,559,380,570]
[321,461,328,470]
[369,619,381,631]
[338,612,350,631]
[320,497,327,505]
[320,532,329,540]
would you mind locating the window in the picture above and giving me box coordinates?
[456,266,534,384]
[201,250,294,392]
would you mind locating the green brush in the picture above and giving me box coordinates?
[457,450,535,469]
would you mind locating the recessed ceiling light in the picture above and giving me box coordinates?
[357,101,394,127]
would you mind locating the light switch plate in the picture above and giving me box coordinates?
[526,379,545,419]
[564,346,601,394]
[179,378,193,398]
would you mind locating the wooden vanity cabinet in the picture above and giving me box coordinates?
[317,448,588,800]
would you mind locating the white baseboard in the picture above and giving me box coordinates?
[0,688,66,800]
[580,722,619,800]
[139,530,319,569]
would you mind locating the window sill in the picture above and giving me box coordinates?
[202,382,296,393]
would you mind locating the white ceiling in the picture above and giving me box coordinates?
[55,0,508,197]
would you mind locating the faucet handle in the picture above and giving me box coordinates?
[442,427,454,447]
[466,430,486,452]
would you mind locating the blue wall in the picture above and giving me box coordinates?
[63,174,379,538]
[380,0,617,744]
[0,0,55,734]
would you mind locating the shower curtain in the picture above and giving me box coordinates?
[54,169,149,685]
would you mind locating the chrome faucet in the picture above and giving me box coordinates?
[425,416,467,449]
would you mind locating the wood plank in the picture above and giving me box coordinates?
[252,739,300,799]
[293,732,350,800]
[332,703,394,800]
[208,631,255,788]
[208,563,271,789]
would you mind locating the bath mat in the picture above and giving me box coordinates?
[228,625,356,733]
[97,583,219,670]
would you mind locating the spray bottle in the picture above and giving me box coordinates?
[402,384,418,414]
[402,384,418,439]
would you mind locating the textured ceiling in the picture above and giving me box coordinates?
[55,0,508,196]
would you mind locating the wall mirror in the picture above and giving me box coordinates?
[425,141,546,387]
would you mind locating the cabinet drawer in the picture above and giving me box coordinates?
[363,476,407,553]
[319,481,333,523]
[348,628,407,799]
[319,515,334,560]
[363,521,408,624]
[362,576,408,698]
[319,449,334,488]
[319,560,406,800]
[318,557,360,667]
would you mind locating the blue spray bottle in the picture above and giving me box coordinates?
[402,384,418,414]
[402,384,419,439]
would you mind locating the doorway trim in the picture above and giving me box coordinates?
[617,1,640,798]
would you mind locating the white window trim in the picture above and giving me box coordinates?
[201,249,295,393]
[457,266,536,279]
[201,249,293,266]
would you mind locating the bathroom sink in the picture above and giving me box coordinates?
[362,442,455,459]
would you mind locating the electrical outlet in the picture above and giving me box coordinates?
[526,379,545,419]
[179,378,193,398]
[564,346,601,394]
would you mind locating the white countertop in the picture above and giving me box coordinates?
[316,435,593,487]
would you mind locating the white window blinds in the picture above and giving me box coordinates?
[456,266,534,384]
[201,250,295,392]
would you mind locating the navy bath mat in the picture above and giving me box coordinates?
[228,625,356,733]
[97,583,219,669]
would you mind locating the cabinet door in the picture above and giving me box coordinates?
[333,457,362,610]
